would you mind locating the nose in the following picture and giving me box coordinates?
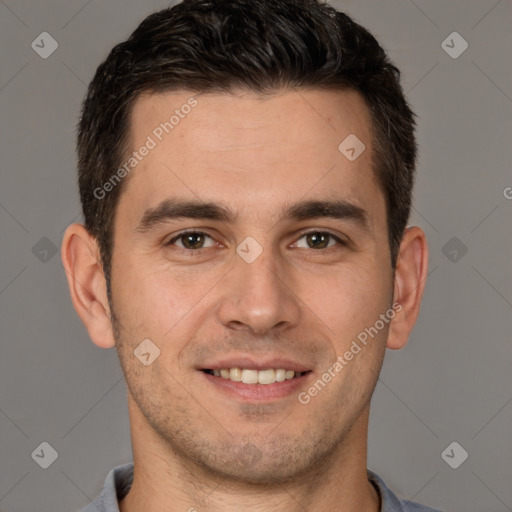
[216,246,301,335]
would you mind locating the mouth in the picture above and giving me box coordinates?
[202,368,309,384]
[199,367,313,402]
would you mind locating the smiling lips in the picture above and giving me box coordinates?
[200,356,313,386]
[203,368,306,384]
[198,356,314,402]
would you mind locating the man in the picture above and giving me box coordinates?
[62,1,439,510]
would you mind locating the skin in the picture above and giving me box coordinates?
[62,88,428,512]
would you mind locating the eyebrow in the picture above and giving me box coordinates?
[135,197,370,234]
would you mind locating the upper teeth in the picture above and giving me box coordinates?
[212,368,301,384]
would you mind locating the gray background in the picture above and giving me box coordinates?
[0,0,511,511]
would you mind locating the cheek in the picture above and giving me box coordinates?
[111,259,219,346]
[302,263,391,340]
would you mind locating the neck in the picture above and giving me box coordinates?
[120,397,380,512]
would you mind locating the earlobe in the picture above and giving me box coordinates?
[61,223,116,349]
[386,226,429,350]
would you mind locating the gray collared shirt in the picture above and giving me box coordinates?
[79,463,442,512]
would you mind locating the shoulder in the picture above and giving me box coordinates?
[78,462,134,512]
[368,469,443,512]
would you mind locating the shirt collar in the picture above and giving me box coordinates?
[83,463,439,512]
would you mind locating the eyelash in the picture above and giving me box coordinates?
[166,229,347,252]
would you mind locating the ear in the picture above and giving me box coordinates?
[61,223,116,349]
[386,226,429,350]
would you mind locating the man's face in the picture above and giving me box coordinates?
[110,88,394,483]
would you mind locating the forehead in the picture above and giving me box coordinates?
[118,88,383,228]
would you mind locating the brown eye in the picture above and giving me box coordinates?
[168,231,215,250]
[295,231,345,250]
[306,232,330,249]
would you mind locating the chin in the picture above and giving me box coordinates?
[193,435,330,486]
